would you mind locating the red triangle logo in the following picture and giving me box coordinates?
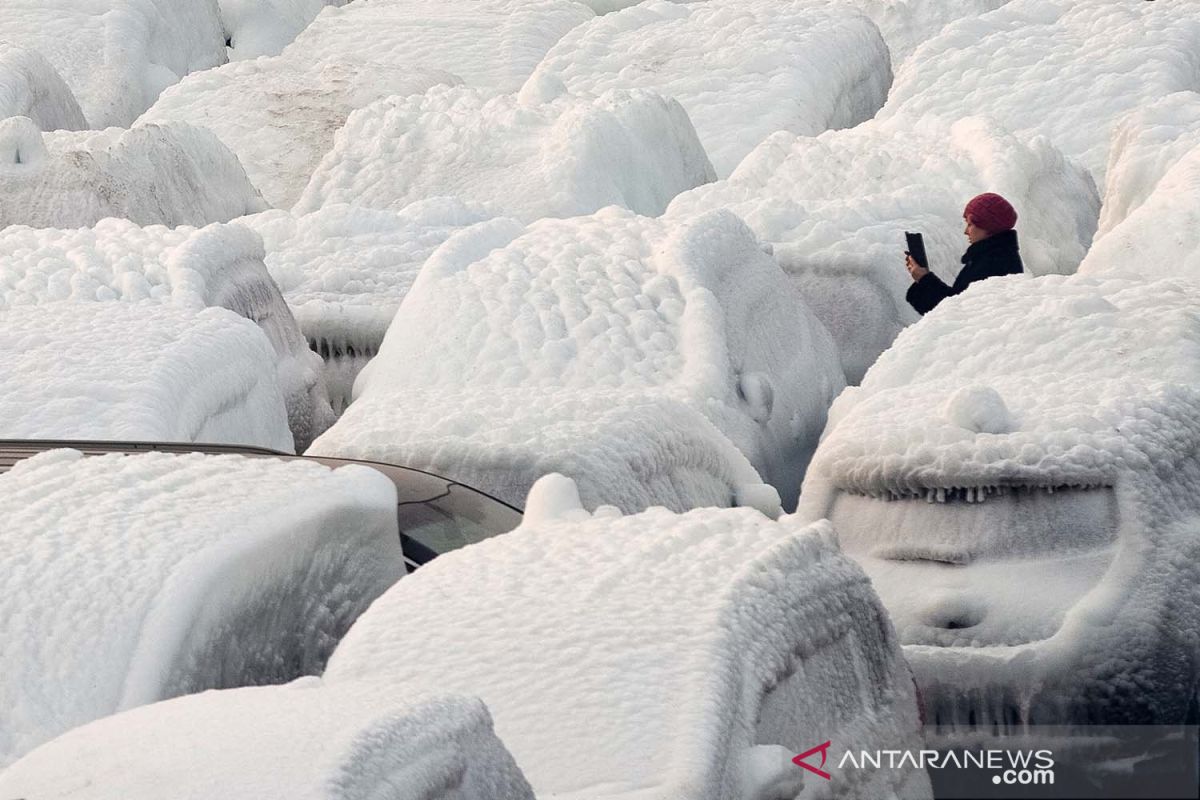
[793,740,833,780]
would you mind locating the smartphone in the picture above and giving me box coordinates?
[905,231,928,270]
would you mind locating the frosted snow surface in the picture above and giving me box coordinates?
[239,200,495,414]
[879,0,1200,188]
[1,683,533,800]
[1091,91,1200,240]
[0,0,227,128]
[324,475,931,800]
[526,0,891,177]
[0,116,267,229]
[310,208,844,512]
[139,55,457,208]
[798,275,1200,725]
[289,0,593,95]
[220,0,348,60]
[0,448,402,767]
[0,220,333,451]
[0,303,291,449]
[0,41,87,131]
[296,85,714,221]
[668,114,1098,383]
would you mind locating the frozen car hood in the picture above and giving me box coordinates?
[798,275,1200,680]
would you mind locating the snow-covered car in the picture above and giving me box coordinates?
[797,273,1200,730]
[0,683,535,800]
[0,446,402,767]
[0,219,333,450]
[0,440,522,572]
[309,207,844,514]
[0,303,294,451]
[320,473,932,800]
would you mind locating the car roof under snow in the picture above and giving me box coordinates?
[811,274,1200,495]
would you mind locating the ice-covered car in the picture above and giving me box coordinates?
[239,201,496,412]
[0,446,404,767]
[0,0,227,128]
[0,440,522,573]
[309,207,845,513]
[525,0,889,178]
[0,116,266,229]
[797,274,1200,729]
[321,473,932,800]
[0,219,333,450]
[0,303,294,450]
[0,683,535,800]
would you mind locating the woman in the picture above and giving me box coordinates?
[906,192,1024,315]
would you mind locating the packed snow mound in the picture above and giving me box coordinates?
[0,448,402,767]
[668,114,1098,383]
[0,303,292,449]
[798,275,1200,726]
[1096,91,1200,238]
[879,0,1200,188]
[289,0,594,95]
[0,220,333,451]
[140,55,457,208]
[220,0,349,60]
[1,683,533,800]
[296,85,714,221]
[0,41,87,131]
[0,117,267,229]
[1081,141,1200,280]
[239,200,495,413]
[325,483,930,799]
[0,0,227,128]
[311,208,844,511]
[526,0,890,177]
[312,388,781,516]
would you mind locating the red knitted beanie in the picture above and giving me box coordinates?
[963,193,1018,233]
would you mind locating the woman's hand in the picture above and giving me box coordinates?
[905,254,929,282]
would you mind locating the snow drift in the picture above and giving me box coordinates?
[879,0,1200,189]
[0,683,533,800]
[240,200,495,414]
[140,53,457,208]
[287,0,593,95]
[0,116,266,229]
[0,303,292,449]
[798,274,1200,728]
[0,0,227,128]
[0,448,402,767]
[323,474,931,800]
[295,85,714,221]
[526,0,891,177]
[310,207,844,512]
[0,220,334,451]
[668,114,1098,383]
[0,41,87,131]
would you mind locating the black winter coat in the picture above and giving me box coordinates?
[906,228,1023,315]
